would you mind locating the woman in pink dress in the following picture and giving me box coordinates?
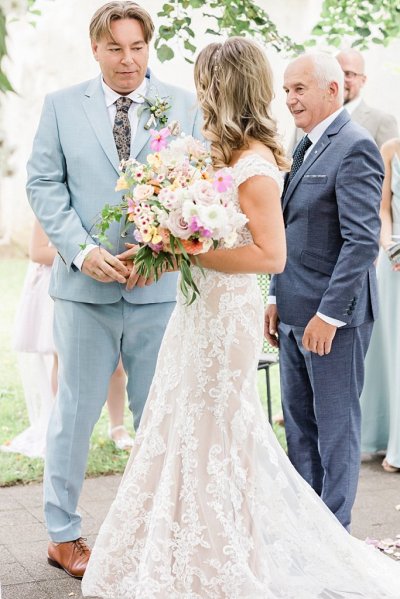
[1,220,134,458]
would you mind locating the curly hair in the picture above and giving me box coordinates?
[194,37,289,170]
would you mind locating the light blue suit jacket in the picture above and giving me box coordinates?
[27,72,202,304]
[270,110,384,327]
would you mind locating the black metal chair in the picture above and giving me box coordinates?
[257,352,279,425]
[256,274,279,425]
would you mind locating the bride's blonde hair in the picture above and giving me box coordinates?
[194,37,290,170]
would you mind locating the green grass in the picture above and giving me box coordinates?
[0,258,132,486]
[0,258,285,487]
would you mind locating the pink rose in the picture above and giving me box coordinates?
[133,184,154,201]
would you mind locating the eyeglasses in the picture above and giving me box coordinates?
[343,70,364,80]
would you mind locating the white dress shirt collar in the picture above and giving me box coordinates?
[101,77,148,108]
[343,96,362,115]
[307,107,345,147]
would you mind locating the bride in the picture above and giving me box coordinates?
[82,38,400,599]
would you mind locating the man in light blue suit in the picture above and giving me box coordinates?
[26,1,201,577]
[265,53,384,530]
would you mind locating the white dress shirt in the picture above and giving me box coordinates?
[343,96,362,116]
[101,77,148,134]
[269,107,346,328]
[73,78,149,270]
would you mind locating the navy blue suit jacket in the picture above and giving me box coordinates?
[270,110,384,328]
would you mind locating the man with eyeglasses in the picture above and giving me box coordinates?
[336,49,398,148]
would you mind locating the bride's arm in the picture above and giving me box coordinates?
[195,175,286,274]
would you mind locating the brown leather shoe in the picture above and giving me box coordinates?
[47,537,91,578]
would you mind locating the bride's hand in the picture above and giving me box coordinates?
[116,243,155,289]
[116,243,140,262]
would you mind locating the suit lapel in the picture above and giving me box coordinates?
[82,73,174,168]
[82,76,120,175]
[282,110,351,212]
[283,136,331,211]
[131,73,170,159]
[131,103,151,159]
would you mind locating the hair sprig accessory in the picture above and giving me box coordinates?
[213,45,223,79]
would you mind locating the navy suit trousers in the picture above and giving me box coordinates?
[278,320,373,530]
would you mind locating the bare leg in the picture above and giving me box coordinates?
[51,353,58,397]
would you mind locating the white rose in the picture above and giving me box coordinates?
[158,188,180,210]
[186,137,208,159]
[190,180,216,207]
[165,210,192,240]
[157,210,169,228]
[133,184,154,201]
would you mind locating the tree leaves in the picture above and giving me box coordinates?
[157,43,175,62]
[0,9,14,94]
[1,1,53,94]
[1,1,399,94]
[155,0,301,64]
[155,0,400,62]
[0,70,13,93]
[310,0,400,49]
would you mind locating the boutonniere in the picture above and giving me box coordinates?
[138,94,172,130]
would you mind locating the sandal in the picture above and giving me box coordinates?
[382,458,400,473]
[109,425,135,451]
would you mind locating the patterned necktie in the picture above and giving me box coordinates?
[113,97,133,162]
[288,135,312,182]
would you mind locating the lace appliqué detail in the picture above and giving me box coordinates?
[82,155,400,599]
[233,154,284,193]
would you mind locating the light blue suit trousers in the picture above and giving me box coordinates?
[27,72,202,541]
[45,298,174,541]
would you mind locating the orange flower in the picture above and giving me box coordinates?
[157,227,172,251]
[149,179,162,195]
[180,238,204,255]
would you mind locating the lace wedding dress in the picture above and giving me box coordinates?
[82,155,400,599]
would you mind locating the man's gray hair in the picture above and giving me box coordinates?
[308,52,344,104]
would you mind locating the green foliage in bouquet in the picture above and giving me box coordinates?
[90,130,247,305]
[91,197,206,306]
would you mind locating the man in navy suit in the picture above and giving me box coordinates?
[265,53,384,530]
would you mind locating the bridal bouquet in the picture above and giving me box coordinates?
[96,128,247,304]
